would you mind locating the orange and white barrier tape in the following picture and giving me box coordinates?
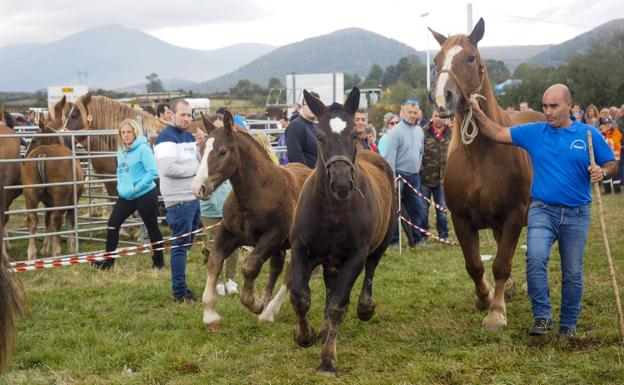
[398,214,457,245]
[10,222,220,272]
[395,175,450,214]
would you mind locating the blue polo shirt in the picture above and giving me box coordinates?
[510,120,614,206]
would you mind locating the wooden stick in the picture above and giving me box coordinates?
[587,129,624,341]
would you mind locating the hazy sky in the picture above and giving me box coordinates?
[2,0,622,50]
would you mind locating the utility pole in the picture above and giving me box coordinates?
[467,3,473,33]
[420,12,431,91]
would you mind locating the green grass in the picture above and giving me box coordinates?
[2,194,624,384]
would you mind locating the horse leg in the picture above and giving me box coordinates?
[452,216,492,310]
[317,252,367,376]
[492,229,516,300]
[42,211,52,257]
[290,244,316,348]
[26,211,38,260]
[66,210,76,253]
[240,233,282,314]
[357,249,384,322]
[482,219,523,331]
[258,250,287,322]
[49,210,63,256]
[316,265,338,344]
[202,227,240,332]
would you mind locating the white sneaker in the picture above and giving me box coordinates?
[225,279,238,294]
[216,283,226,296]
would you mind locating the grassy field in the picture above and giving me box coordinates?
[2,194,624,384]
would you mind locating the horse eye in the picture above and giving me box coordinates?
[219,149,227,156]
[467,55,476,63]
[352,134,358,140]
[317,135,324,142]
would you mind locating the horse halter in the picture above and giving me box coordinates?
[318,143,357,176]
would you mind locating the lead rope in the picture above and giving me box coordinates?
[460,94,487,145]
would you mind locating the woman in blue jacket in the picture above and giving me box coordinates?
[94,119,164,270]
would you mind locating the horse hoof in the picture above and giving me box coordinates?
[316,362,337,377]
[482,313,507,331]
[357,302,376,321]
[257,312,274,323]
[204,320,221,333]
[294,326,316,348]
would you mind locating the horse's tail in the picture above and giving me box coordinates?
[0,177,25,372]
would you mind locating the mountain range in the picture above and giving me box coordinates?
[0,19,622,93]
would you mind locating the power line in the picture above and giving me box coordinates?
[496,13,592,29]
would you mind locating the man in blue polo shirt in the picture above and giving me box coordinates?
[468,84,618,338]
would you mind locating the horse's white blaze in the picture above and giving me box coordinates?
[329,117,347,134]
[435,45,463,108]
[258,284,288,322]
[191,137,214,199]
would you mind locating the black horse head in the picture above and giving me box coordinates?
[304,87,360,201]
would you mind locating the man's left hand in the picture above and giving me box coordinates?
[588,165,604,183]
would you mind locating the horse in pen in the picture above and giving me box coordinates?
[21,120,85,260]
[191,111,312,331]
[428,18,544,330]
[289,88,397,375]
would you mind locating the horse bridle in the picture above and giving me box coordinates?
[437,46,487,145]
[318,142,357,176]
[437,49,486,103]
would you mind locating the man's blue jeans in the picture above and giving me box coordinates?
[419,184,449,239]
[526,200,590,328]
[392,172,427,244]
[166,200,201,299]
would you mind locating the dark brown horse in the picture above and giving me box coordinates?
[289,88,397,375]
[0,174,25,372]
[192,111,311,331]
[21,120,84,259]
[0,108,22,260]
[428,18,544,330]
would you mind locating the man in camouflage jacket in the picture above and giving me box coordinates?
[419,113,451,240]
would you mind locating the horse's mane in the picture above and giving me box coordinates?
[86,96,167,133]
[76,96,167,151]
[235,129,273,164]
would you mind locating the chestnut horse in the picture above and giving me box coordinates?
[0,174,24,372]
[289,88,397,375]
[0,108,22,259]
[192,111,311,331]
[55,92,168,200]
[429,18,544,330]
[21,120,84,259]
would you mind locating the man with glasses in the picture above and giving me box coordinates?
[383,100,427,247]
[285,92,320,168]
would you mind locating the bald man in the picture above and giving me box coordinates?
[468,84,618,339]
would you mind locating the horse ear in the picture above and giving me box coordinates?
[38,119,45,130]
[469,18,485,44]
[222,110,235,134]
[200,111,216,135]
[303,90,325,119]
[82,90,93,106]
[53,95,66,123]
[428,27,447,46]
[344,87,360,115]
